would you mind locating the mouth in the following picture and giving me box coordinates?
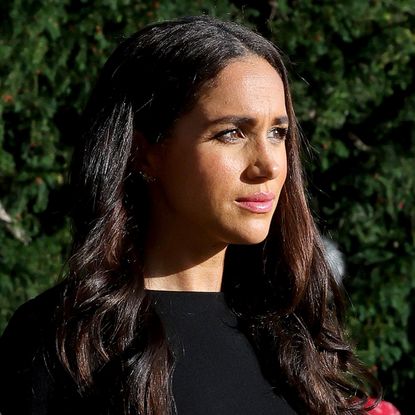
[235,192,275,213]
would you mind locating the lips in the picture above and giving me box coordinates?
[235,192,275,213]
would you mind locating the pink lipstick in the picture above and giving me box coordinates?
[235,192,275,213]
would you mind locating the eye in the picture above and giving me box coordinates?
[267,127,288,142]
[214,128,246,143]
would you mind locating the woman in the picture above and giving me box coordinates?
[0,15,380,415]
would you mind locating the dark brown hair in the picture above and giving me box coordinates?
[58,15,380,414]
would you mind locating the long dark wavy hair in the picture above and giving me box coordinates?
[57,15,380,415]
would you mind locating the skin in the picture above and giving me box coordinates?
[142,55,288,292]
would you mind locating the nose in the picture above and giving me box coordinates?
[244,140,282,181]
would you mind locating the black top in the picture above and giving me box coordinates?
[150,289,296,415]
[0,285,297,414]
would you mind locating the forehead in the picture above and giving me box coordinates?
[196,56,287,121]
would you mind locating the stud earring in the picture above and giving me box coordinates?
[138,170,156,183]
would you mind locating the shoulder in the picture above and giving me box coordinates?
[0,282,66,415]
[0,281,66,374]
[1,282,64,348]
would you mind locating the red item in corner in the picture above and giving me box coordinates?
[366,397,401,415]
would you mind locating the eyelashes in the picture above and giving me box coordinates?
[214,129,245,143]
[268,127,288,141]
[214,126,288,144]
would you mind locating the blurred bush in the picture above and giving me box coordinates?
[263,1,414,409]
[1,0,413,411]
[0,0,240,327]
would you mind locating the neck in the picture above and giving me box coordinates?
[143,213,227,292]
[144,256,225,292]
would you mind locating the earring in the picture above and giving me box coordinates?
[138,170,156,183]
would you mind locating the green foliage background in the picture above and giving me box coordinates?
[1,0,414,412]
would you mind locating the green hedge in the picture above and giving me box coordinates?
[0,0,241,324]
[264,3,415,408]
[1,0,413,411]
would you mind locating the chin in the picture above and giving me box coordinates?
[227,225,271,245]
[239,234,269,245]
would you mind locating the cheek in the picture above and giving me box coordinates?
[194,151,241,194]
[269,146,288,198]
[159,146,241,210]
[280,148,288,183]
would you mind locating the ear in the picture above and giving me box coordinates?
[132,131,163,178]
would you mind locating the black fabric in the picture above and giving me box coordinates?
[149,289,297,415]
[0,284,97,415]
[0,285,297,414]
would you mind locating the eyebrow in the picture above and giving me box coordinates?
[204,115,289,127]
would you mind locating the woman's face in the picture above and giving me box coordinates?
[146,55,288,248]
